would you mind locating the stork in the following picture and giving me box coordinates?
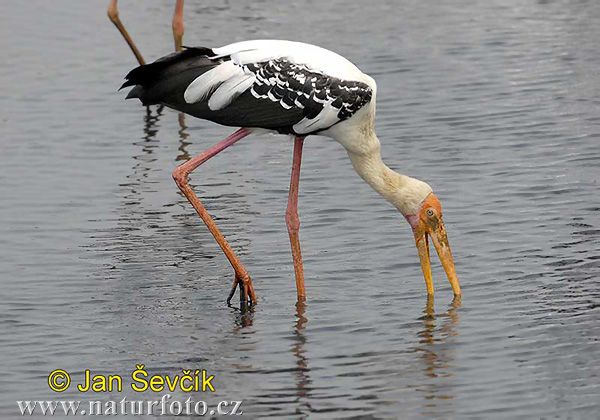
[120,40,462,305]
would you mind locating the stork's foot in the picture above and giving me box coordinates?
[227,272,257,306]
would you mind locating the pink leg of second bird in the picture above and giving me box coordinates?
[172,128,257,305]
[287,137,307,300]
[107,0,185,63]
[172,0,185,52]
[107,0,145,65]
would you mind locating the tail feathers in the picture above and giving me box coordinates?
[120,46,217,92]
[125,85,144,100]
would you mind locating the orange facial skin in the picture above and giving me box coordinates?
[411,193,461,297]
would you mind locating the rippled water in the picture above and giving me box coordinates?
[2,0,599,418]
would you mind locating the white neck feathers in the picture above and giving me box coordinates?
[328,116,432,216]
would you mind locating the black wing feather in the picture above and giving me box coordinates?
[121,47,304,134]
[121,46,372,135]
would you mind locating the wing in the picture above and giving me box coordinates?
[123,41,375,135]
[122,47,305,132]
[184,41,374,135]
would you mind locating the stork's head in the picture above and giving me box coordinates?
[405,193,461,297]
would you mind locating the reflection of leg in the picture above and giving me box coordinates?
[107,0,146,65]
[425,295,435,316]
[286,137,306,300]
[172,128,257,304]
[176,114,190,161]
[293,300,311,403]
[172,0,185,52]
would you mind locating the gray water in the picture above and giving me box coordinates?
[2,0,599,418]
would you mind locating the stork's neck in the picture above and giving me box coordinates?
[342,130,432,217]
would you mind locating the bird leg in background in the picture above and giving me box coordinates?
[173,1,186,130]
[172,128,258,305]
[172,0,185,52]
[108,0,185,64]
[287,137,306,300]
[107,0,146,65]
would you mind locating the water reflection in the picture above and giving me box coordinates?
[116,105,162,233]
[102,104,164,279]
[414,297,461,416]
[231,304,254,330]
[292,300,312,416]
[176,113,191,161]
[141,105,163,148]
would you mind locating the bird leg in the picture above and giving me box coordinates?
[172,128,257,305]
[286,137,306,300]
[172,0,185,52]
[172,1,186,131]
[107,0,146,65]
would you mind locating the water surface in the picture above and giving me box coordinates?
[1,0,599,418]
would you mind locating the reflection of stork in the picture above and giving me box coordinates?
[414,298,461,414]
[107,0,185,65]
[121,40,462,305]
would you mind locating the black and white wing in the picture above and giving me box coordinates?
[122,40,375,135]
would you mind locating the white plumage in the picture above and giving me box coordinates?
[183,60,240,104]
[207,73,255,110]
[183,40,376,135]
[211,40,366,81]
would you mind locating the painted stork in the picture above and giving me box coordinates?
[120,40,462,305]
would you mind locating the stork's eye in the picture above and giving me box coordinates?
[426,209,435,217]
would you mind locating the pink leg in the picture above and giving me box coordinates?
[172,0,185,52]
[107,0,146,65]
[172,1,186,129]
[172,128,257,304]
[287,137,306,300]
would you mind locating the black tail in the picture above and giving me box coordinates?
[120,46,217,105]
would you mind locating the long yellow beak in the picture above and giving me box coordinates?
[415,233,434,296]
[415,220,461,297]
